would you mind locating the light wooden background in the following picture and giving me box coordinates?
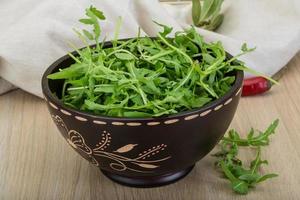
[1,53,300,199]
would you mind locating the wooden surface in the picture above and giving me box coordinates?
[1,53,300,200]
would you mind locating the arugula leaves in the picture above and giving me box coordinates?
[213,120,279,194]
[47,6,265,118]
[192,0,224,31]
[79,6,105,48]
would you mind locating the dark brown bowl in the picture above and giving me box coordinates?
[41,40,244,187]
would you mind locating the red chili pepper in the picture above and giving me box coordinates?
[242,77,272,96]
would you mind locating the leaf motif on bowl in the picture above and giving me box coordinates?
[134,163,159,169]
[51,114,171,173]
[68,130,92,155]
[114,144,138,153]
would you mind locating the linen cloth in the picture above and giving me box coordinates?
[0,0,299,97]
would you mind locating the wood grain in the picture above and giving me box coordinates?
[1,53,300,200]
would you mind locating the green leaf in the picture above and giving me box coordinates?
[263,119,279,137]
[247,128,254,140]
[209,0,223,20]
[123,111,153,118]
[193,0,224,31]
[186,41,199,54]
[90,6,106,20]
[228,129,240,140]
[153,21,173,37]
[232,64,278,85]
[232,180,249,194]
[241,43,256,52]
[192,0,201,25]
[79,18,94,25]
[250,147,262,173]
[94,85,115,93]
[115,53,135,60]
[238,174,260,183]
[256,173,278,183]
[208,14,224,31]
[82,29,94,40]
[84,100,123,111]
[93,23,101,41]
[47,64,86,79]
[189,97,211,107]
[230,165,249,177]
[220,160,238,182]
[113,17,123,47]
[141,80,161,95]
[202,53,215,64]
[200,0,216,21]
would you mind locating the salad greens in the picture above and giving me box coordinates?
[47,6,272,118]
[213,119,279,194]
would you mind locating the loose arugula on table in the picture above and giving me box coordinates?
[47,6,275,118]
[192,0,224,31]
[213,119,279,194]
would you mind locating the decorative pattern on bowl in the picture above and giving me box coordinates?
[51,114,171,173]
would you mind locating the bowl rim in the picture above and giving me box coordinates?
[42,39,244,122]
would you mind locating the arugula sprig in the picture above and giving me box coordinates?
[213,119,279,194]
[222,119,279,146]
[192,0,224,31]
[79,6,105,48]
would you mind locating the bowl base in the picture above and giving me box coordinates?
[101,165,194,188]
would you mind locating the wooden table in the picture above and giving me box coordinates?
[1,54,300,199]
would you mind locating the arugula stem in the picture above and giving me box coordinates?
[126,62,148,105]
[145,50,174,61]
[251,147,261,174]
[233,65,279,85]
[113,17,122,48]
[220,160,238,182]
[157,33,194,67]
[157,33,196,91]
[106,49,138,60]
[73,28,91,54]
[67,52,82,64]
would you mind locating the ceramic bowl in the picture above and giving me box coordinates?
[41,40,244,187]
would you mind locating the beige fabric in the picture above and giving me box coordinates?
[0,0,299,97]
[0,78,15,94]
